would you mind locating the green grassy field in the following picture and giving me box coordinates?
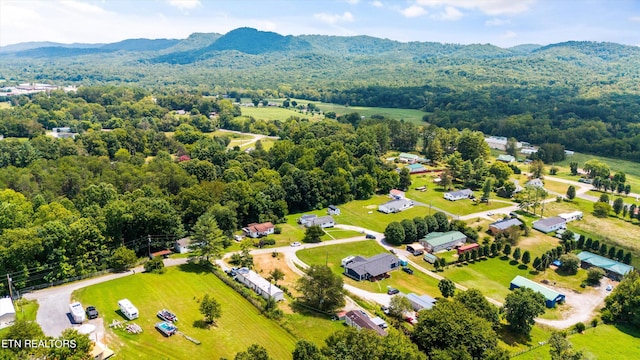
[296,241,441,297]
[0,102,11,109]
[440,256,587,302]
[240,106,323,122]
[0,299,39,338]
[406,175,515,215]
[514,324,640,359]
[73,265,296,360]
[268,98,427,125]
[551,152,640,192]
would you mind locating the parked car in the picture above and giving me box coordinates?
[365,234,376,239]
[402,267,414,275]
[290,242,301,247]
[85,306,99,319]
[387,287,400,295]
[381,305,390,315]
[606,285,613,291]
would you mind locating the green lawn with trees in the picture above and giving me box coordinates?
[73,264,297,360]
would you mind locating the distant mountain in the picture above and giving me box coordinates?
[533,41,640,60]
[13,47,114,58]
[165,32,221,52]
[206,27,311,54]
[0,41,101,53]
[100,38,180,52]
[508,44,543,54]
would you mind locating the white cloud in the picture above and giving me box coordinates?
[314,12,354,25]
[630,16,640,22]
[434,6,463,21]
[485,18,511,26]
[401,5,427,18]
[416,0,534,16]
[345,0,360,4]
[166,0,201,11]
[501,30,517,39]
[371,1,383,8]
[59,0,108,15]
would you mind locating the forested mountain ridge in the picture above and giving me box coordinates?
[2,28,640,161]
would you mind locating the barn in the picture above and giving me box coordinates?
[509,275,565,308]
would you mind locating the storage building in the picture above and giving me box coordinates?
[509,276,565,308]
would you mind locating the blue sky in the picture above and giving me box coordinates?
[1,0,639,47]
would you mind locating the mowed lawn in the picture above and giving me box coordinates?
[553,151,640,192]
[440,256,588,302]
[514,324,640,359]
[296,241,441,298]
[73,265,296,360]
[240,106,324,122]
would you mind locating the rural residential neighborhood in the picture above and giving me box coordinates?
[2,1,640,359]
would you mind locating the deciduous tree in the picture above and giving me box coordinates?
[296,265,345,312]
[503,287,546,335]
[438,278,456,298]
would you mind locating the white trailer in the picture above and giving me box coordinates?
[69,302,85,323]
[118,299,139,320]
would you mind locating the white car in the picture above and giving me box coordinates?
[606,285,613,291]
[290,242,301,247]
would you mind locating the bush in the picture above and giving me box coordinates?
[573,322,586,333]
[586,267,605,285]
[144,257,165,274]
[274,226,282,234]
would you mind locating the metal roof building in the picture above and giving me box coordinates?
[577,251,634,280]
[510,275,565,308]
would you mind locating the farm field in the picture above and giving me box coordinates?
[0,102,11,109]
[73,264,297,360]
[514,324,640,359]
[268,98,427,124]
[240,106,323,122]
[551,152,640,192]
[296,241,441,298]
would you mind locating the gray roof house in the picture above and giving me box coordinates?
[533,217,566,233]
[344,254,400,281]
[489,218,523,234]
[297,214,317,226]
[305,215,335,228]
[344,310,387,336]
[378,199,414,214]
[444,189,473,201]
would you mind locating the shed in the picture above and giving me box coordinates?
[496,154,516,163]
[421,231,467,253]
[389,189,406,199]
[558,211,583,222]
[533,217,566,233]
[423,253,439,264]
[457,243,479,255]
[576,251,634,280]
[0,298,16,328]
[407,163,427,174]
[406,243,425,255]
[510,275,565,308]
[328,205,341,215]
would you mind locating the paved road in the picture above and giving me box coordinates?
[217,129,279,149]
[23,258,189,338]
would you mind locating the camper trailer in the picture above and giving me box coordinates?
[118,299,139,320]
[69,302,85,323]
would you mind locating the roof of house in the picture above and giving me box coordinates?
[390,189,405,196]
[399,153,420,159]
[576,251,634,277]
[407,243,425,251]
[445,189,473,197]
[422,231,467,247]
[236,268,283,296]
[510,275,565,302]
[405,293,437,310]
[345,310,387,336]
[328,205,338,210]
[559,211,583,219]
[408,163,426,170]
[176,238,191,247]
[497,154,515,162]
[151,249,172,257]
[308,215,334,226]
[245,222,274,233]
[490,218,523,231]
[423,253,439,262]
[380,199,413,209]
[527,178,544,187]
[0,298,15,316]
[533,217,566,228]
[345,253,399,278]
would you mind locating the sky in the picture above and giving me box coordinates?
[1,0,640,48]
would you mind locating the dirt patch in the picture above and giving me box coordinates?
[252,253,301,296]
[365,205,377,209]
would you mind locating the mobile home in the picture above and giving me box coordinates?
[118,299,139,320]
[69,302,85,323]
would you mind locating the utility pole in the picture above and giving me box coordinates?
[148,235,152,258]
[7,274,14,300]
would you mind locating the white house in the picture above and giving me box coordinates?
[559,211,583,222]
[526,178,545,188]
[398,153,420,164]
[0,298,16,329]
[532,217,567,233]
[297,214,317,226]
[174,237,192,254]
[234,268,284,301]
[242,222,275,238]
[306,215,335,228]
[378,199,414,214]
[496,154,516,163]
[444,189,473,201]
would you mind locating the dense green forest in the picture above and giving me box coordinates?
[2,28,640,161]
[0,87,429,294]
